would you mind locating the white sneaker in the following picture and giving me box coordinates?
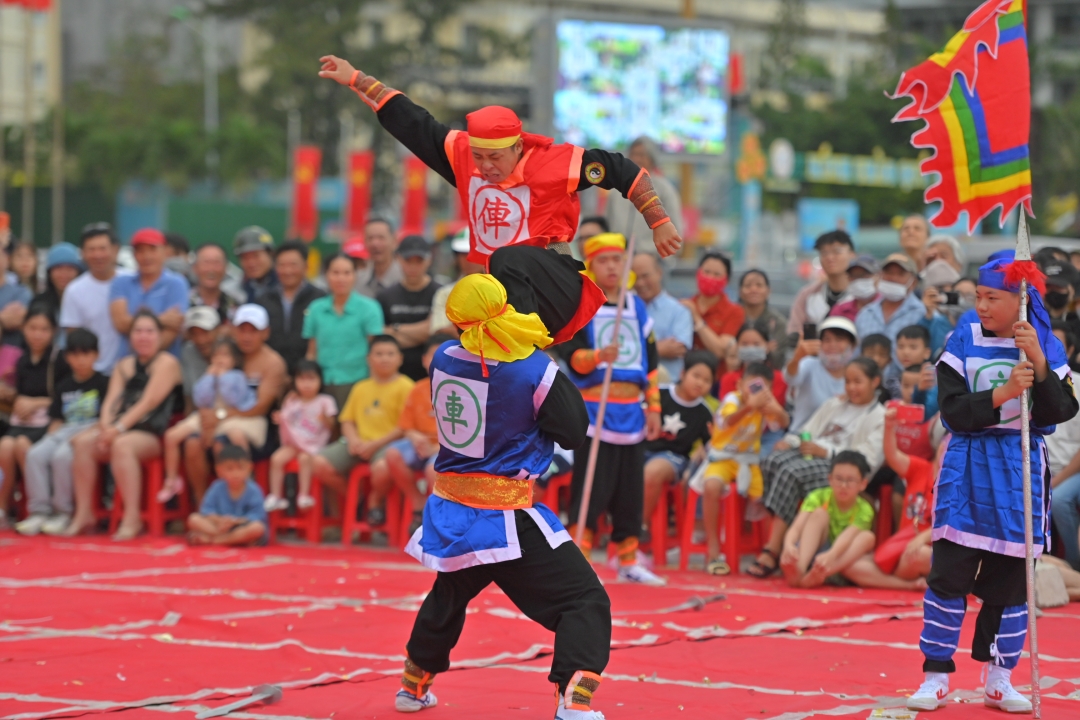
[906,672,949,711]
[41,514,71,536]
[618,563,666,586]
[263,494,289,512]
[394,689,437,713]
[984,666,1032,713]
[555,694,605,719]
[14,514,48,536]
[296,494,315,510]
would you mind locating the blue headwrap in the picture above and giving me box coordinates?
[976,255,1057,362]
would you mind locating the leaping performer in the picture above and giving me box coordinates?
[391,273,611,719]
[318,55,682,346]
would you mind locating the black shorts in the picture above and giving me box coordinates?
[6,426,48,444]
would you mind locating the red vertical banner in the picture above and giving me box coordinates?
[400,155,428,236]
[345,151,374,233]
[728,53,745,96]
[290,145,322,242]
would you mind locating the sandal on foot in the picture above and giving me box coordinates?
[706,557,731,576]
[746,548,780,579]
[156,477,184,504]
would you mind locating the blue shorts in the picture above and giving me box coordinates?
[645,450,689,479]
[384,437,435,472]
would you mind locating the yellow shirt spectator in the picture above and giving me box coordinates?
[341,374,416,442]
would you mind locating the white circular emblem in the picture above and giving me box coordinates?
[471,185,526,251]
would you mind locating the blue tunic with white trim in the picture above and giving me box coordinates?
[406,342,573,572]
[935,322,1072,558]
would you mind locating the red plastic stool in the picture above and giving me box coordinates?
[110,458,190,537]
[679,487,746,573]
[394,472,432,549]
[542,471,572,515]
[253,459,270,494]
[648,482,684,568]
[267,458,327,543]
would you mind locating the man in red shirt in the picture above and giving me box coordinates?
[319,55,682,344]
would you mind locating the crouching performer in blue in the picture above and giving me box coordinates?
[398,273,612,719]
[908,254,1078,714]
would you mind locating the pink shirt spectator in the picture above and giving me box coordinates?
[829,294,880,322]
[279,393,338,455]
[0,344,23,388]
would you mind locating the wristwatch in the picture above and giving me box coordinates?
[215,408,228,420]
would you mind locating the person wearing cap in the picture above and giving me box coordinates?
[190,243,238,325]
[108,228,190,358]
[181,303,287,505]
[179,305,221,411]
[854,253,926,382]
[233,226,278,303]
[829,255,880,323]
[377,236,442,382]
[1040,260,1080,342]
[342,234,369,268]
[61,223,130,374]
[31,242,84,325]
[899,214,931,271]
[257,241,326,374]
[604,136,683,253]
[319,55,681,350]
[784,316,860,434]
[354,217,403,298]
[430,229,484,335]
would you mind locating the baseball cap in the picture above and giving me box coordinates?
[397,235,432,259]
[184,305,221,332]
[1043,260,1078,289]
[882,252,918,274]
[131,228,166,247]
[342,235,369,260]
[233,303,270,330]
[46,242,85,271]
[449,228,470,254]
[819,316,858,343]
[233,226,274,256]
[847,254,880,274]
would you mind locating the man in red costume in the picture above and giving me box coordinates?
[319,55,682,343]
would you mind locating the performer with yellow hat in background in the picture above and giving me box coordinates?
[559,233,665,586]
[397,273,611,720]
[318,55,682,346]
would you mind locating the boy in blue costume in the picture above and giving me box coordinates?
[399,274,611,720]
[908,253,1078,713]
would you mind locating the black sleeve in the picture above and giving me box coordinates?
[48,381,64,421]
[1032,370,1080,428]
[376,95,456,186]
[376,289,393,325]
[575,148,644,195]
[938,362,999,432]
[555,326,591,369]
[646,333,658,374]
[537,371,589,450]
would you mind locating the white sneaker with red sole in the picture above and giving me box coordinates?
[906,672,949,711]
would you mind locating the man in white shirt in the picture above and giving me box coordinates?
[59,223,130,374]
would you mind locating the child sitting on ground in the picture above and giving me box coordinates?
[264,360,338,512]
[690,361,789,575]
[160,338,259,502]
[860,334,892,374]
[187,443,268,546]
[780,450,876,588]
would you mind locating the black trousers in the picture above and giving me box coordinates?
[568,441,644,543]
[406,510,611,692]
[489,244,586,340]
[923,539,1028,673]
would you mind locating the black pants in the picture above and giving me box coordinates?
[923,539,1028,673]
[406,510,611,692]
[489,244,586,340]
[568,441,644,543]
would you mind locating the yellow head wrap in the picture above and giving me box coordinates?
[446,274,552,376]
[582,232,635,288]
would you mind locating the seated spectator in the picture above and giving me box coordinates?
[190,243,238,324]
[786,230,855,343]
[10,239,39,294]
[738,269,790,371]
[179,306,220,412]
[369,334,451,535]
[15,329,108,536]
[258,241,326,374]
[842,405,934,589]
[378,236,442,381]
[720,325,787,405]
[312,336,413,518]
[785,316,857,433]
[854,253,925,365]
[186,443,268,546]
[642,351,717,530]
[265,360,338,512]
[750,357,885,578]
[894,325,936,414]
[898,214,930,271]
[633,252,693,383]
[109,228,189,357]
[691,362,789,575]
[164,232,194,283]
[61,223,129,375]
[429,230,483,335]
[1040,260,1080,343]
[354,217,402,298]
[0,307,70,527]
[303,253,384,409]
[829,255,880,322]
[160,338,260,503]
[65,310,182,539]
[234,226,278,303]
[1072,250,1080,273]
[683,252,744,361]
[0,326,21,426]
[860,333,892,373]
[32,243,84,324]
[0,236,33,335]
[780,451,877,588]
[1049,326,1080,570]
[181,304,287,505]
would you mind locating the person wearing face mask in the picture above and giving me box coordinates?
[829,255,880,322]
[855,254,926,387]
[738,270,789,371]
[918,235,968,351]
[682,252,744,362]
[1040,261,1080,344]
[718,325,787,406]
[784,316,858,434]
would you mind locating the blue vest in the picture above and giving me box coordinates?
[570,295,652,445]
[933,322,1070,557]
[406,342,570,572]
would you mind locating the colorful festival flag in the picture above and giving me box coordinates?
[892,0,1032,233]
